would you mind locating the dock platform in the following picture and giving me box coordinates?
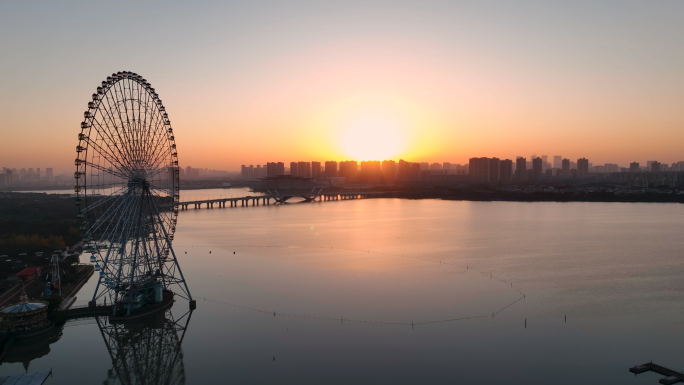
[630,362,684,384]
[0,370,51,385]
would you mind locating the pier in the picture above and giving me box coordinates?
[179,190,388,209]
[630,362,684,384]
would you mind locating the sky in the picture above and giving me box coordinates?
[1,0,683,173]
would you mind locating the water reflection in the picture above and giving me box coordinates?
[1,324,63,372]
[97,309,192,385]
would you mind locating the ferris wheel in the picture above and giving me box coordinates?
[75,71,192,315]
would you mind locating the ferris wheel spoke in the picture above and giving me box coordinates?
[83,181,128,191]
[83,124,133,175]
[79,186,127,213]
[82,160,129,180]
[88,117,135,170]
[101,88,138,169]
[84,191,133,239]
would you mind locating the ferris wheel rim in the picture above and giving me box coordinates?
[75,71,180,246]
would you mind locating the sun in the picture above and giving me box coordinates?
[338,113,407,161]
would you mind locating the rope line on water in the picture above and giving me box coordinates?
[187,244,526,327]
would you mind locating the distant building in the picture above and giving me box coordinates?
[240,165,256,179]
[410,163,422,181]
[359,161,382,184]
[515,157,526,180]
[489,157,500,184]
[289,162,299,177]
[311,162,321,178]
[338,161,358,183]
[604,163,618,173]
[46,168,53,179]
[297,162,311,178]
[499,159,513,184]
[397,159,413,182]
[541,155,549,171]
[651,161,661,173]
[577,158,589,178]
[562,159,570,178]
[532,157,543,180]
[469,157,490,184]
[186,166,200,179]
[553,156,562,169]
[381,160,396,183]
[267,162,285,177]
[324,161,337,177]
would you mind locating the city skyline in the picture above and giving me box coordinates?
[4,152,684,180]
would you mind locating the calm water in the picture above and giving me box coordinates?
[2,196,684,384]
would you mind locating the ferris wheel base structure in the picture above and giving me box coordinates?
[75,71,193,316]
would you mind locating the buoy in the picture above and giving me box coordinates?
[209,251,211,254]
[233,252,235,254]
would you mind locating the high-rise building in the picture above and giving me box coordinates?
[410,163,422,181]
[489,157,500,184]
[297,162,311,178]
[469,157,490,184]
[359,161,382,183]
[266,162,285,177]
[311,162,321,178]
[46,168,53,179]
[651,161,661,173]
[429,163,442,170]
[604,164,618,173]
[577,158,589,178]
[499,159,513,184]
[290,162,299,177]
[398,159,412,181]
[515,157,526,180]
[324,161,338,177]
[338,161,358,183]
[381,160,396,183]
[553,156,562,169]
[240,165,255,179]
[541,155,549,171]
[629,162,640,173]
[562,158,570,178]
[532,157,543,180]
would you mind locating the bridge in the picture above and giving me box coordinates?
[179,189,388,209]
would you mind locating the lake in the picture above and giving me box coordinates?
[1,192,683,384]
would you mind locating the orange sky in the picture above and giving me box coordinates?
[1,1,683,173]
